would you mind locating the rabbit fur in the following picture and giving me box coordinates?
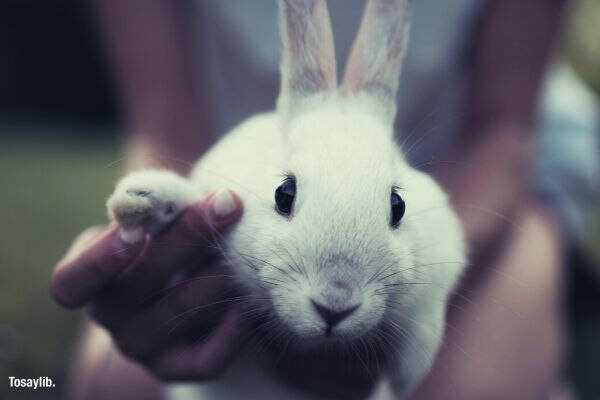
[106,0,466,398]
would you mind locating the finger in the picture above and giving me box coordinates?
[148,302,249,381]
[51,226,145,308]
[51,190,243,308]
[112,190,243,292]
[105,266,235,360]
[179,189,244,244]
[60,225,107,265]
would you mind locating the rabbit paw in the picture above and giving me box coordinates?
[107,170,199,242]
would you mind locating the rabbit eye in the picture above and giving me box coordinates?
[275,177,296,216]
[390,191,405,228]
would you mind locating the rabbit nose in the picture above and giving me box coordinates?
[323,279,353,304]
[311,299,360,327]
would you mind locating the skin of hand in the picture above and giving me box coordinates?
[51,190,250,381]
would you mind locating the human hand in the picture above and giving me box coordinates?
[51,191,248,380]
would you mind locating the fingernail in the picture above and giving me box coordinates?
[211,190,238,219]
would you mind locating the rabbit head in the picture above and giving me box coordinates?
[229,0,465,344]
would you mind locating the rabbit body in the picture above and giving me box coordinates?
[108,105,465,399]
[106,1,467,398]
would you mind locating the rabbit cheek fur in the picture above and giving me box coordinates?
[106,0,467,398]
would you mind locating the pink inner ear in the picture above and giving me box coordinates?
[278,0,337,113]
[342,0,411,94]
[339,0,411,125]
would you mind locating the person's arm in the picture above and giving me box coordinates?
[54,3,243,399]
[94,0,213,172]
[436,0,568,266]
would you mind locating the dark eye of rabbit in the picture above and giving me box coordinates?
[275,177,296,215]
[390,191,405,228]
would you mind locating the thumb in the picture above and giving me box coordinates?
[178,189,244,242]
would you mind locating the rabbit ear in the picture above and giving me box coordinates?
[277,0,337,118]
[342,0,412,124]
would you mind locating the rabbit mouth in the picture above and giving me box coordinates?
[253,309,389,356]
[269,304,384,345]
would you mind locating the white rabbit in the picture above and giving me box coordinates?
[106,0,466,398]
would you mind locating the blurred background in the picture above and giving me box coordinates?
[0,0,599,399]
